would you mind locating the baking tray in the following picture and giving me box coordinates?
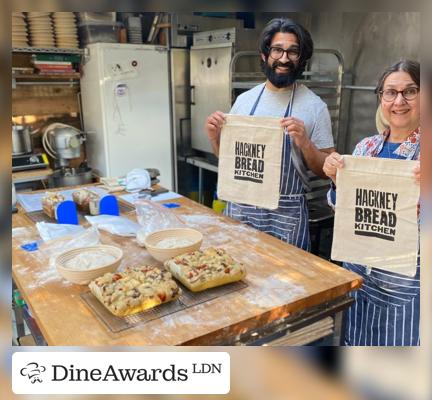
[179,280,248,307]
[81,280,248,333]
[25,202,135,224]
[25,210,83,224]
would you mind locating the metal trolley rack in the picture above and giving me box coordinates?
[230,48,345,147]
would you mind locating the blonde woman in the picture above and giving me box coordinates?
[323,60,420,346]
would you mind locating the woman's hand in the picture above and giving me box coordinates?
[413,163,420,185]
[323,152,344,183]
[280,117,310,149]
[205,111,226,142]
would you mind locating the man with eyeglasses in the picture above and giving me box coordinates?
[205,18,335,251]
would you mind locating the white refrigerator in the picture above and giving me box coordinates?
[80,43,174,190]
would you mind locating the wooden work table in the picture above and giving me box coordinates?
[12,186,362,346]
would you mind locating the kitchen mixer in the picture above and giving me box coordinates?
[42,123,93,187]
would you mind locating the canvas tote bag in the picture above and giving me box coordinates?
[331,155,420,276]
[217,114,284,210]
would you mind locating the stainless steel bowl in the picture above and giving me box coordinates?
[51,167,93,187]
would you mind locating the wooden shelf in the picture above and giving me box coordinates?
[12,168,53,184]
[13,73,80,81]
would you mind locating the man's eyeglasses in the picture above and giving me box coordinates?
[268,46,300,62]
[379,87,419,102]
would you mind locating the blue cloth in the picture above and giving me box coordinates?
[329,140,420,345]
[20,242,39,252]
[224,84,310,251]
[162,203,181,208]
[378,141,407,160]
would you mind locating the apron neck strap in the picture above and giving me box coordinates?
[249,82,297,117]
[284,83,296,118]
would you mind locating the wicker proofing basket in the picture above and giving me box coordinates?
[144,228,203,262]
[55,245,123,285]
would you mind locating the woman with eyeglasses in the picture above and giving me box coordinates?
[323,60,420,346]
[205,18,335,251]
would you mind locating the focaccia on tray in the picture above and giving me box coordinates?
[88,266,181,317]
[164,247,246,292]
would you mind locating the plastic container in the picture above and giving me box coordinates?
[78,12,116,23]
[78,22,121,46]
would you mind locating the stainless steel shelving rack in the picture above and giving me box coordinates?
[230,48,345,148]
[12,46,84,54]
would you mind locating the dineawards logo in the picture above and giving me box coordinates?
[20,362,47,384]
[51,362,189,382]
[12,352,230,395]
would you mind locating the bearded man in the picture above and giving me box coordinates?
[205,18,335,250]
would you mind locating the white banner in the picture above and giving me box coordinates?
[13,352,230,394]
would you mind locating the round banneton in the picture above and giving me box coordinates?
[55,245,123,285]
[144,228,203,262]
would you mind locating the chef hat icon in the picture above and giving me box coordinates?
[20,362,46,383]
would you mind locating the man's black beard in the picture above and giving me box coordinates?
[262,59,301,88]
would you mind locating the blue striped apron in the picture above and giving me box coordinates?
[225,83,311,251]
[343,141,420,346]
[343,262,420,346]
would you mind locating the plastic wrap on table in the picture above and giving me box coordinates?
[38,227,101,269]
[36,222,85,242]
[85,214,140,237]
[134,199,184,246]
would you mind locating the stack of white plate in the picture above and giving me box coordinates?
[52,12,79,49]
[126,16,143,44]
[27,12,55,48]
[12,12,29,47]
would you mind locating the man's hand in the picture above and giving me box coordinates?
[281,116,334,178]
[205,111,226,142]
[280,117,310,148]
[204,111,226,157]
[323,152,344,183]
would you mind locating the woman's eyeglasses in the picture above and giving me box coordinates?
[380,87,419,102]
[268,46,300,62]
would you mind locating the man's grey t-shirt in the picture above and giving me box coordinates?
[229,83,334,190]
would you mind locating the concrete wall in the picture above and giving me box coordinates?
[254,12,420,152]
[310,12,420,152]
